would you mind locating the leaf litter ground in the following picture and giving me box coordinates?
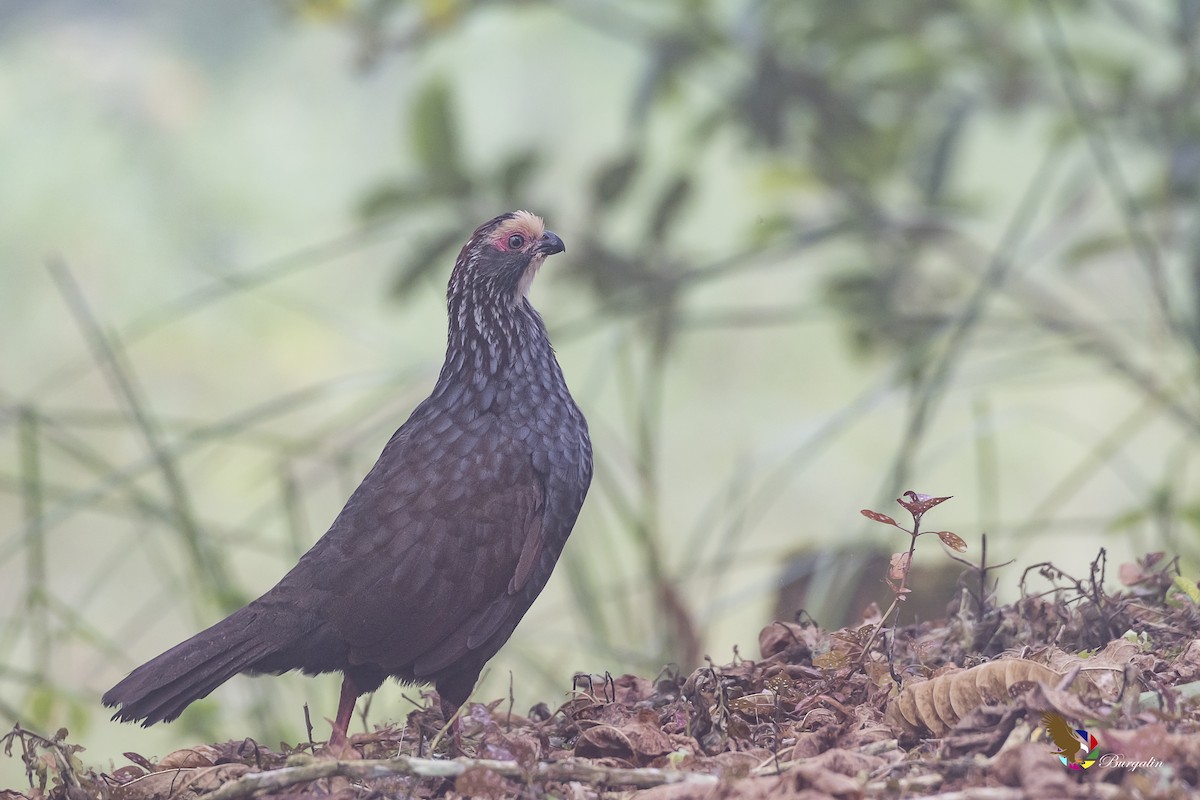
[4,550,1200,800]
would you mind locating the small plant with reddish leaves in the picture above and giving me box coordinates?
[858,491,967,668]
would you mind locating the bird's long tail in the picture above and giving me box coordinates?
[102,606,277,726]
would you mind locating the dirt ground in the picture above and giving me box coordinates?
[4,545,1199,800]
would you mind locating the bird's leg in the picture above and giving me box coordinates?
[331,674,359,746]
[437,695,466,756]
[438,694,458,724]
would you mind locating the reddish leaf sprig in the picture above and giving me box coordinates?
[856,491,966,674]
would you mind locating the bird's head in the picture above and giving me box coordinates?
[449,210,566,307]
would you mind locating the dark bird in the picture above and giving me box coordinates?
[1042,711,1083,764]
[103,211,592,742]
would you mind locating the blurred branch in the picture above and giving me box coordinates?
[30,219,409,399]
[15,408,49,689]
[885,145,1063,496]
[552,221,847,343]
[0,372,397,571]
[47,259,241,611]
[1033,0,1173,327]
[1025,397,1165,532]
[200,752,716,800]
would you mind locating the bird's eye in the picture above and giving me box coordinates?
[507,234,525,249]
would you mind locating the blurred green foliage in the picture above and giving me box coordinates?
[346,0,1200,368]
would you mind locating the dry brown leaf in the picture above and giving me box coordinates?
[1167,639,1200,683]
[886,659,1064,737]
[108,765,145,785]
[155,744,220,770]
[1040,640,1139,700]
[573,718,673,765]
[729,690,779,717]
[935,530,967,551]
[758,621,819,660]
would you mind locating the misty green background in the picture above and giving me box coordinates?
[3,0,1198,787]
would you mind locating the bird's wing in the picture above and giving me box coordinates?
[271,407,545,673]
[410,412,591,676]
[508,504,545,594]
[411,465,556,675]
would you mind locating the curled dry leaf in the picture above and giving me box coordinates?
[1041,639,1139,700]
[758,620,820,660]
[886,659,1064,738]
[573,718,674,765]
[155,744,220,770]
[728,691,778,717]
[889,552,913,581]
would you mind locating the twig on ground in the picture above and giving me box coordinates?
[200,754,718,800]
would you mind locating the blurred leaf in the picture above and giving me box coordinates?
[1172,575,1200,605]
[646,174,692,240]
[591,151,642,213]
[916,98,973,204]
[390,225,466,298]
[497,149,541,205]
[1063,232,1131,267]
[1184,0,1200,38]
[1108,505,1149,531]
[421,0,464,28]
[291,0,352,22]
[411,77,468,194]
[27,685,55,727]
[745,212,798,246]
[1167,141,1200,199]
[357,180,425,221]
[1180,503,1200,531]
[632,28,712,122]
[67,700,91,737]
[738,50,791,148]
[689,105,726,146]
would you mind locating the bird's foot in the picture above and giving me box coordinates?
[430,696,469,757]
[320,675,363,759]
[320,725,362,760]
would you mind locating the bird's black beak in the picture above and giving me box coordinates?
[536,230,565,256]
